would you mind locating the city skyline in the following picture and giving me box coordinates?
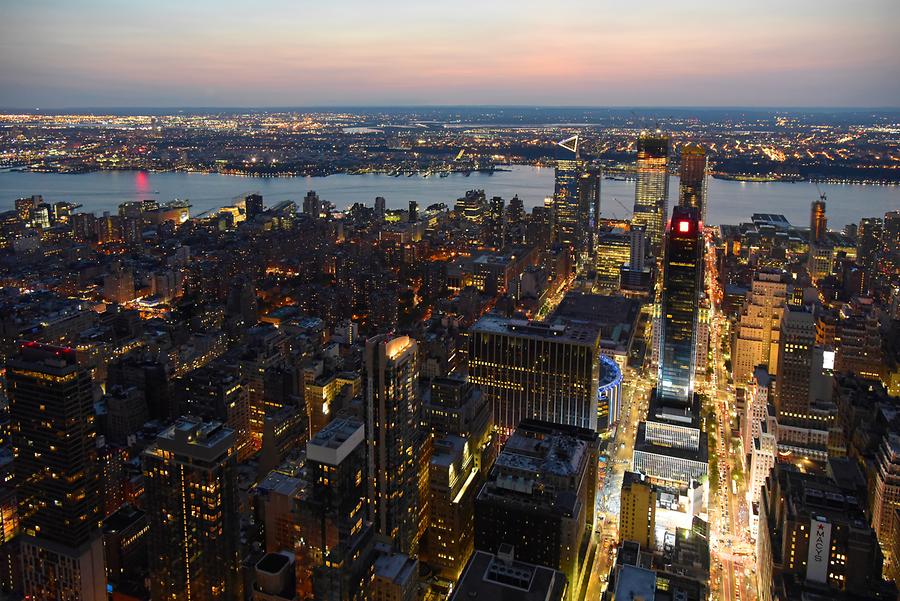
[2,1,900,108]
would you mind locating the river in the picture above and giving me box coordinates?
[0,167,896,228]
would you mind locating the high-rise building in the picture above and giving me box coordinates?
[374,196,386,220]
[595,225,631,290]
[7,342,106,600]
[774,306,816,421]
[408,200,418,223]
[634,207,708,487]
[296,417,375,601]
[553,136,587,250]
[303,191,322,217]
[871,433,900,571]
[619,471,657,550]
[657,206,703,405]
[810,198,827,245]
[421,377,495,579]
[757,462,890,601]
[451,547,567,601]
[486,196,505,249]
[365,335,422,555]
[632,131,670,256]
[423,376,496,475]
[142,417,243,601]
[857,217,884,269]
[732,270,790,386]
[551,137,600,261]
[179,362,253,460]
[469,314,602,437]
[678,144,707,222]
[474,420,598,600]
[245,193,264,220]
[579,166,602,254]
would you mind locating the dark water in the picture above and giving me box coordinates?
[0,167,896,227]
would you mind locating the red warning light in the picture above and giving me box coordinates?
[678,220,691,233]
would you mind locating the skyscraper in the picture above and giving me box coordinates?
[732,270,790,386]
[7,342,106,600]
[678,144,707,222]
[486,196,505,249]
[774,306,816,420]
[657,206,703,405]
[810,197,827,245]
[244,193,264,220]
[632,131,670,256]
[469,314,602,437]
[551,136,600,260]
[474,420,598,601]
[365,335,422,555]
[579,165,602,254]
[296,417,375,601]
[142,417,243,601]
[633,206,708,487]
[857,217,883,269]
[552,138,582,252]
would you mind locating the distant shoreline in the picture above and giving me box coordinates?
[2,165,896,187]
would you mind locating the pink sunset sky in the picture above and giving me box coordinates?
[1,0,898,107]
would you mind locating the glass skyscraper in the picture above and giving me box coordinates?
[632,130,670,256]
[678,143,707,223]
[552,136,600,260]
[657,206,703,404]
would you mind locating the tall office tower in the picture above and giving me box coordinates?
[732,270,790,386]
[810,198,827,245]
[657,206,703,405]
[245,193,264,220]
[374,196,386,220]
[451,548,567,601]
[619,471,657,550]
[632,130,670,256]
[871,433,900,569]
[678,144,707,222]
[835,297,883,381]
[303,191,322,217]
[620,223,653,292]
[179,363,253,460]
[365,335,422,555]
[7,342,106,600]
[421,376,496,580]
[629,223,647,270]
[423,376,496,475]
[469,314,602,437]
[474,420,598,601]
[757,462,892,600]
[579,165,602,254]
[595,225,631,290]
[408,200,418,223]
[552,139,583,253]
[455,189,487,224]
[634,207,708,487]
[505,194,526,244]
[296,417,375,601]
[142,417,242,601]
[774,306,816,420]
[857,217,884,269]
[486,196,506,249]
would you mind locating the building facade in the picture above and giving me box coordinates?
[7,342,106,600]
[142,417,243,601]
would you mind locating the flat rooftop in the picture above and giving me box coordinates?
[473,313,601,346]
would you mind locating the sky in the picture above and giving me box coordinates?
[1,0,899,108]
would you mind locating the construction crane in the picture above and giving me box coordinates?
[607,197,631,220]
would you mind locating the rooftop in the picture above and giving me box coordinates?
[450,549,566,601]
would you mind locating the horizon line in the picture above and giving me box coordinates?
[2,104,900,113]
